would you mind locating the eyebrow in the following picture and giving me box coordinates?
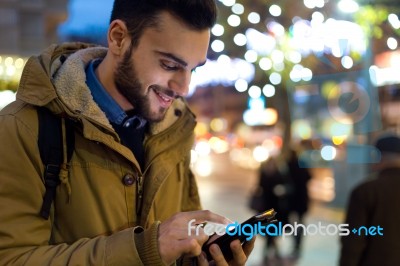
[156,51,207,69]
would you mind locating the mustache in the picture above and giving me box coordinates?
[151,85,181,99]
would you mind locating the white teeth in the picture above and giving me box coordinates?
[160,94,170,102]
[155,90,172,102]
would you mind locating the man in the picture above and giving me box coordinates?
[0,0,255,265]
[285,147,311,258]
[339,134,400,266]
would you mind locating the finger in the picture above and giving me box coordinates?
[178,238,207,257]
[187,225,211,246]
[230,240,247,265]
[187,210,231,225]
[242,236,256,257]
[197,252,210,266]
[208,232,221,243]
[196,228,211,246]
[209,244,229,266]
[188,225,208,239]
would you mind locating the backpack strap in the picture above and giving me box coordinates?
[37,107,74,219]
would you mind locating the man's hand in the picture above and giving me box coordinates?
[197,237,256,266]
[158,210,230,265]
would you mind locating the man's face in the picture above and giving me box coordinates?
[114,12,210,122]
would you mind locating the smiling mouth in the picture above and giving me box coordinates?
[152,86,176,107]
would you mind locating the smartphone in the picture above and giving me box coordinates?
[202,208,277,262]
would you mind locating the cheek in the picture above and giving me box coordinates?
[142,71,171,90]
[131,51,173,89]
[131,57,172,89]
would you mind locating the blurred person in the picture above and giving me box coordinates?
[256,156,292,262]
[285,148,312,258]
[339,134,400,266]
[0,0,255,265]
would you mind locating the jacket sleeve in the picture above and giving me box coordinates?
[339,185,369,266]
[0,110,164,265]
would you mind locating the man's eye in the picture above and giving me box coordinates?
[161,61,180,71]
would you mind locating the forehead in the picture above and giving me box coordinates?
[137,11,210,67]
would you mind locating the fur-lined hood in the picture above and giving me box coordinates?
[16,42,194,136]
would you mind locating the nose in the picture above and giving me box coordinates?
[168,70,192,97]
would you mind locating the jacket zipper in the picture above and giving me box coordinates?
[136,175,144,215]
[134,112,194,217]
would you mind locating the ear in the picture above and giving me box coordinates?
[107,20,131,56]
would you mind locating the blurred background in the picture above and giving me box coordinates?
[1,0,400,265]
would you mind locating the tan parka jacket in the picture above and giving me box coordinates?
[0,43,201,265]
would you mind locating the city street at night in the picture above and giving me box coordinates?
[195,152,344,266]
[1,0,400,265]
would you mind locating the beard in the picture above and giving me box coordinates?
[114,48,168,122]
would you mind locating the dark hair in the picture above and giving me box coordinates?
[110,0,218,47]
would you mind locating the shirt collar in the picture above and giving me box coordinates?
[85,59,147,129]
